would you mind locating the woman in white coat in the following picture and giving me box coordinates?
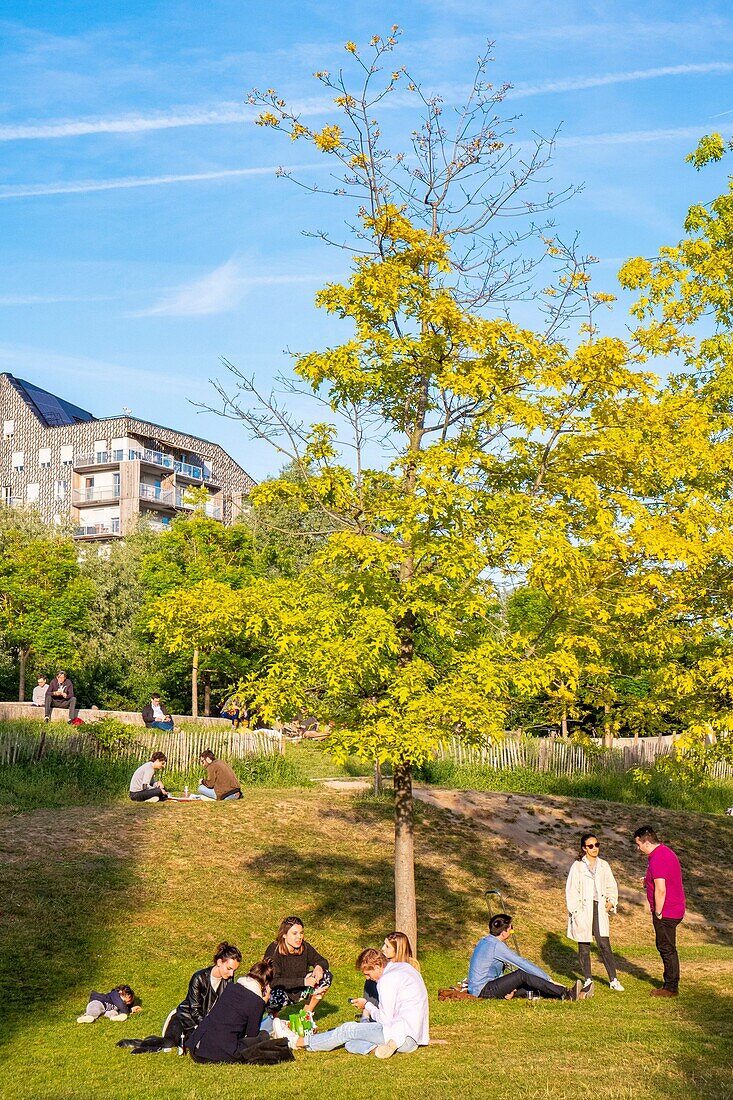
[566,833,624,992]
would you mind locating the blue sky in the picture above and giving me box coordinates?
[1,0,732,480]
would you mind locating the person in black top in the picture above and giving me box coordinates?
[265,916,332,1015]
[186,959,273,1063]
[163,942,242,1046]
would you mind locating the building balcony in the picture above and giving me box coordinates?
[139,483,175,508]
[74,450,125,471]
[73,447,217,484]
[174,490,221,518]
[75,519,121,539]
[73,487,120,506]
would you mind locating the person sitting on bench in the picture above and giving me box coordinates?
[468,913,589,1001]
[44,670,78,723]
[141,693,174,731]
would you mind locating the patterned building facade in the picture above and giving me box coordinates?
[0,373,255,539]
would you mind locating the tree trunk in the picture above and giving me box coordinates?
[203,671,211,717]
[602,702,613,749]
[191,647,199,719]
[18,647,30,702]
[561,705,568,739]
[393,761,417,953]
[373,759,382,795]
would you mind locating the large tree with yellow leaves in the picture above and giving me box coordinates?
[213,35,733,946]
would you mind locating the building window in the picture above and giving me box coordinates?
[38,447,52,468]
[3,420,14,437]
[2,486,12,505]
[54,480,68,501]
[111,517,120,533]
[60,444,73,465]
[12,451,24,471]
[26,483,40,503]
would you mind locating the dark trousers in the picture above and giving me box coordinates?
[577,900,617,981]
[479,968,567,1000]
[45,694,77,721]
[189,1030,270,1063]
[363,978,379,1007]
[652,915,682,992]
[130,788,168,802]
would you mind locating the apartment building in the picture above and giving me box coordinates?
[0,373,255,539]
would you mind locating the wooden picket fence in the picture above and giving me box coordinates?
[0,724,281,769]
[435,735,733,779]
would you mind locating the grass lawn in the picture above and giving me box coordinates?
[1,782,731,1100]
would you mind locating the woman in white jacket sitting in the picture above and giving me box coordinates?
[566,833,624,992]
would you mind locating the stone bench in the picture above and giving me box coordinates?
[0,701,232,728]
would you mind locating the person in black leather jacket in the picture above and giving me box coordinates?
[163,942,242,1046]
[186,958,273,1063]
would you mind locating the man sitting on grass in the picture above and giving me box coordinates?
[274,947,429,1058]
[129,751,169,802]
[198,749,242,801]
[468,914,590,1001]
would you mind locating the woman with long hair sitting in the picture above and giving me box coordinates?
[363,932,419,1010]
[265,916,332,1017]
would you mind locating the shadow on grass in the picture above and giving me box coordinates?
[0,810,154,1050]
[540,931,656,986]
[245,816,511,952]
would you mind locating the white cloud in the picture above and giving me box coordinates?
[556,125,709,148]
[138,260,322,318]
[0,164,320,200]
[140,258,244,317]
[0,293,113,305]
[0,94,334,142]
[2,59,729,145]
[508,61,733,99]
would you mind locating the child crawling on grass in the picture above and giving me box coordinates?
[77,985,142,1023]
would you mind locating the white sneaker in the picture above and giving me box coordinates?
[374,1039,398,1059]
[609,978,625,992]
[77,1014,96,1023]
[108,1012,129,1021]
[272,1018,299,1049]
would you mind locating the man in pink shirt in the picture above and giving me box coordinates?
[634,825,686,997]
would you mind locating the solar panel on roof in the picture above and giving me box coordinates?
[14,377,95,426]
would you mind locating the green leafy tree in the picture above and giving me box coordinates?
[146,579,243,718]
[137,512,259,714]
[0,510,94,700]
[77,526,165,709]
[213,33,672,947]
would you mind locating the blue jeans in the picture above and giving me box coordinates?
[148,720,174,730]
[305,1021,418,1056]
[197,783,239,801]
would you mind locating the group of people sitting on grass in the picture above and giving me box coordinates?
[128,749,242,802]
[75,826,686,1066]
[79,918,429,1064]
